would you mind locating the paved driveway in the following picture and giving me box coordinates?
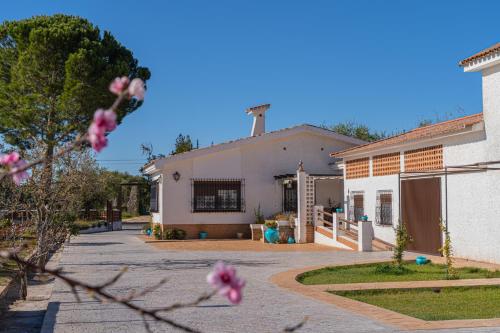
[41,231,499,333]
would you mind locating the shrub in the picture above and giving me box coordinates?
[153,224,162,240]
[254,204,265,224]
[440,222,458,280]
[163,229,175,240]
[393,221,411,268]
[174,228,186,240]
[375,263,410,275]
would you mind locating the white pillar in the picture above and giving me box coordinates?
[296,162,307,243]
[313,205,323,227]
[358,220,373,252]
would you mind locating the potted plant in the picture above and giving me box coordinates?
[250,204,265,241]
[199,231,208,239]
[264,220,279,243]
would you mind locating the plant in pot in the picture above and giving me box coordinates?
[264,220,279,243]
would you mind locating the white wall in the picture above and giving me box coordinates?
[159,131,355,226]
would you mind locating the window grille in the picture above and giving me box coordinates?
[150,181,159,213]
[375,190,393,226]
[346,157,370,179]
[404,145,443,172]
[373,152,400,176]
[191,179,245,213]
[348,191,364,221]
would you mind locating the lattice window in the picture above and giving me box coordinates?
[404,145,443,172]
[373,152,400,176]
[345,157,370,179]
[305,176,315,225]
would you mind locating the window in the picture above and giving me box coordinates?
[348,191,364,221]
[192,179,245,212]
[375,191,393,226]
[150,181,159,213]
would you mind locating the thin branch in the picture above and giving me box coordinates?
[283,317,308,332]
[0,249,206,333]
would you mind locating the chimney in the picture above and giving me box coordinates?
[246,104,270,136]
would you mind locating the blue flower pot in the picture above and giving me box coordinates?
[416,256,427,265]
[146,229,152,236]
[199,231,208,239]
[336,208,343,213]
[361,215,368,221]
[264,227,279,243]
[287,236,295,244]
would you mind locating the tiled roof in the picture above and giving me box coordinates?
[330,113,484,158]
[459,43,500,66]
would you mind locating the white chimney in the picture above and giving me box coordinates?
[246,104,270,136]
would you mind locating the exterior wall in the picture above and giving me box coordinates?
[342,129,500,263]
[159,132,355,231]
[315,179,343,208]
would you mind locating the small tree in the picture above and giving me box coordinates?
[440,222,458,280]
[393,220,411,268]
[171,134,194,155]
[322,122,388,142]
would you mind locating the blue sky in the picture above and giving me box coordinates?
[2,1,498,174]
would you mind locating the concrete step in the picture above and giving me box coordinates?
[337,235,358,250]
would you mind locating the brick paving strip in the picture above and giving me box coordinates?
[269,257,500,331]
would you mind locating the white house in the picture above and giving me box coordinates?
[330,43,500,264]
[144,104,364,239]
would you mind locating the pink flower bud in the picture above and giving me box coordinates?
[109,76,130,95]
[128,78,145,101]
[207,261,245,304]
[11,160,29,185]
[0,152,20,166]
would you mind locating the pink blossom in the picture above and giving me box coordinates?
[109,76,130,95]
[11,160,29,185]
[87,109,117,152]
[93,109,117,132]
[0,152,29,185]
[128,78,145,101]
[0,152,20,166]
[207,261,245,304]
[88,122,108,152]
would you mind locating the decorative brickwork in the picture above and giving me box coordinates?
[373,152,401,176]
[404,145,443,172]
[345,157,370,179]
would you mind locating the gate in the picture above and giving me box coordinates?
[401,178,442,255]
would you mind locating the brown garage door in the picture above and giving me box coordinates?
[401,178,442,255]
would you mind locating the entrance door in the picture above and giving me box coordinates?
[401,178,442,255]
[353,194,364,222]
[283,180,297,212]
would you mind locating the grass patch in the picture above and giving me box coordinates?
[332,286,500,320]
[297,262,500,285]
[0,234,37,287]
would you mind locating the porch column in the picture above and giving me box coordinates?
[296,161,307,243]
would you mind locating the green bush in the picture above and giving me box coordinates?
[174,228,186,240]
[375,263,410,275]
[163,229,175,240]
[153,224,162,240]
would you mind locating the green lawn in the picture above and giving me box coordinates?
[297,262,500,285]
[332,286,500,320]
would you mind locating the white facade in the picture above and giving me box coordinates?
[145,125,363,231]
[338,47,500,264]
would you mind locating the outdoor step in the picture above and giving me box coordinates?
[372,238,394,251]
[337,235,357,250]
[315,226,333,239]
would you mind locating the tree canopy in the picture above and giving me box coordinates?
[323,122,388,142]
[0,14,151,150]
[171,133,195,155]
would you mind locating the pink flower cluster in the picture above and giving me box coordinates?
[109,76,145,101]
[88,109,117,152]
[0,152,29,185]
[207,261,245,304]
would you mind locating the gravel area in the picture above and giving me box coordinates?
[41,230,500,333]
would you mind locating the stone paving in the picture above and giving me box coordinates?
[40,230,500,333]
